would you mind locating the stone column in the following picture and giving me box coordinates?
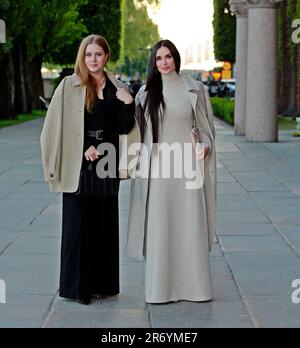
[245,0,281,142]
[230,0,249,135]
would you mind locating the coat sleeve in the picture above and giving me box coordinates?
[195,80,217,251]
[201,82,215,140]
[118,85,142,180]
[193,81,215,154]
[203,83,217,249]
[40,78,66,182]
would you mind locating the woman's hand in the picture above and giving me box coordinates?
[84,146,101,161]
[204,144,210,159]
[116,87,134,104]
[195,143,210,160]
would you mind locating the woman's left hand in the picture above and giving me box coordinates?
[116,87,134,104]
[196,144,210,160]
[204,145,210,159]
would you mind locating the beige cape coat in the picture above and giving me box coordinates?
[125,73,216,260]
[40,72,140,192]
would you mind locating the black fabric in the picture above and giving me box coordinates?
[75,161,120,197]
[83,76,135,153]
[59,76,134,302]
[59,193,119,301]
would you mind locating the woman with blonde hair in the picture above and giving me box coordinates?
[41,34,135,304]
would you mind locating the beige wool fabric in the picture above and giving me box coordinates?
[126,72,216,303]
[40,72,140,193]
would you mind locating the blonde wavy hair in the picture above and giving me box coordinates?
[75,34,111,113]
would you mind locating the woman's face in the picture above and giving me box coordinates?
[155,46,176,75]
[84,43,108,74]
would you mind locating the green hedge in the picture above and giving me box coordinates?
[210,97,234,125]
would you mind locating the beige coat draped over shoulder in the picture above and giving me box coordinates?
[40,72,139,192]
[126,73,217,260]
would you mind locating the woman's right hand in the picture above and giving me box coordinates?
[84,146,101,161]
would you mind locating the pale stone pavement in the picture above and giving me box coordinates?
[0,116,300,328]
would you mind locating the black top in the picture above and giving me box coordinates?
[83,76,135,151]
[82,76,135,174]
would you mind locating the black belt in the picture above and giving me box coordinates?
[87,130,104,140]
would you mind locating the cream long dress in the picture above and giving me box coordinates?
[144,71,213,303]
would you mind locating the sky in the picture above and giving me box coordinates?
[149,0,214,47]
[147,0,216,70]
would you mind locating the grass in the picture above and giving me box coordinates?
[278,116,297,131]
[0,109,46,129]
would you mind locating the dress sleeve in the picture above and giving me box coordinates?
[116,98,135,135]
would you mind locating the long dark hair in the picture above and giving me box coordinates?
[140,39,181,143]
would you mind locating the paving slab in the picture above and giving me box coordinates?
[0,117,300,328]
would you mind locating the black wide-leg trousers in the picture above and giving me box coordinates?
[59,192,119,301]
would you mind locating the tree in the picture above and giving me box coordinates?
[0,0,123,119]
[113,0,160,79]
[0,0,87,119]
[212,0,236,63]
[50,0,123,65]
[278,0,300,117]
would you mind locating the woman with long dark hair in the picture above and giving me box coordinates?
[126,39,216,304]
[41,34,135,305]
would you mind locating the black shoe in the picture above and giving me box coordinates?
[72,298,90,305]
[91,293,102,299]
